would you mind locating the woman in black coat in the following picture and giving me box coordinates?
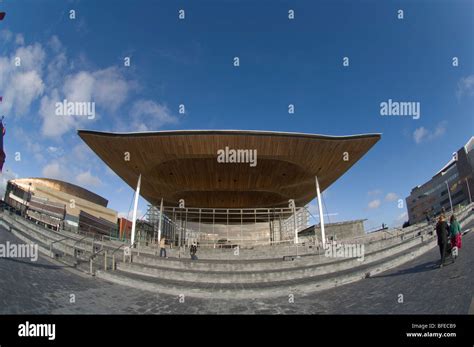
[435,214,450,268]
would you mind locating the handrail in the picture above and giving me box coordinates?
[50,236,69,246]
[90,239,128,260]
[89,244,105,260]
[111,242,127,256]
[49,236,70,256]
[72,235,89,249]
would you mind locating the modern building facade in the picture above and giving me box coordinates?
[78,129,381,247]
[406,137,474,224]
[4,178,118,235]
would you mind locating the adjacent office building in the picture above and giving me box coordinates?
[406,137,474,224]
[4,177,118,236]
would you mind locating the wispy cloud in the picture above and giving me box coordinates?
[385,192,398,202]
[42,162,66,180]
[0,42,46,116]
[127,99,178,132]
[75,170,102,188]
[413,121,447,144]
[368,199,381,209]
[457,75,474,98]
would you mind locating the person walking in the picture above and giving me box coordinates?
[435,214,450,268]
[190,242,198,260]
[159,237,167,258]
[449,215,462,257]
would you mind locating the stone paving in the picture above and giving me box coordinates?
[0,222,473,314]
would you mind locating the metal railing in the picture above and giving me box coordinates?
[49,236,70,257]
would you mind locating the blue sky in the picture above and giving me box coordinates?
[0,0,473,229]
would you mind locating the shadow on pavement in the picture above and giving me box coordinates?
[0,256,72,270]
[370,260,440,279]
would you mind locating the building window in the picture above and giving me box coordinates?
[440,198,450,206]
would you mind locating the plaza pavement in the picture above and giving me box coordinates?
[0,221,472,315]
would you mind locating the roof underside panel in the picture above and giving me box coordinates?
[78,130,380,209]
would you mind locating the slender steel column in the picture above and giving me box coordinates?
[130,174,141,247]
[292,201,298,244]
[157,198,164,243]
[315,176,326,248]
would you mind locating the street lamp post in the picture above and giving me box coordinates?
[445,181,453,214]
[466,177,472,204]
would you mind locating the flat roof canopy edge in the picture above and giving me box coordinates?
[77,129,382,141]
[78,129,381,209]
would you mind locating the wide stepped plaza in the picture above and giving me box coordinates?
[1,203,472,300]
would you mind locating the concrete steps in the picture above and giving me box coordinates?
[118,233,435,283]
[97,238,438,299]
[0,212,114,274]
[1,206,472,299]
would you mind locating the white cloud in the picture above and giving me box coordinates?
[63,71,95,102]
[75,170,102,188]
[40,88,78,137]
[413,127,428,144]
[15,34,25,46]
[413,122,447,144]
[0,33,134,138]
[13,127,45,163]
[0,42,46,116]
[48,35,63,53]
[92,67,130,112]
[6,71,44,115]
[42,162,65,180]
[368,199,381,209]
[129,99,178,131]
[46,51,68,86]
[385,192,398,202]
[457,75,474,98]
[61,67,130,110]
[14,43,46,70]
[46,146,64,158]
[41,67,133,137]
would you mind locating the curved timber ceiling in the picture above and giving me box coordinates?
[77,130,381,209]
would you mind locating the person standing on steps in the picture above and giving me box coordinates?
[159,237,167,258]
[435,214,450,268]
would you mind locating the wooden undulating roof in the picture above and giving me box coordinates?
[78,130,381,209]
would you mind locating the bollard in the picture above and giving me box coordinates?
[90,258,93,275]
[112,254,115,270]
[104,251,108,271]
